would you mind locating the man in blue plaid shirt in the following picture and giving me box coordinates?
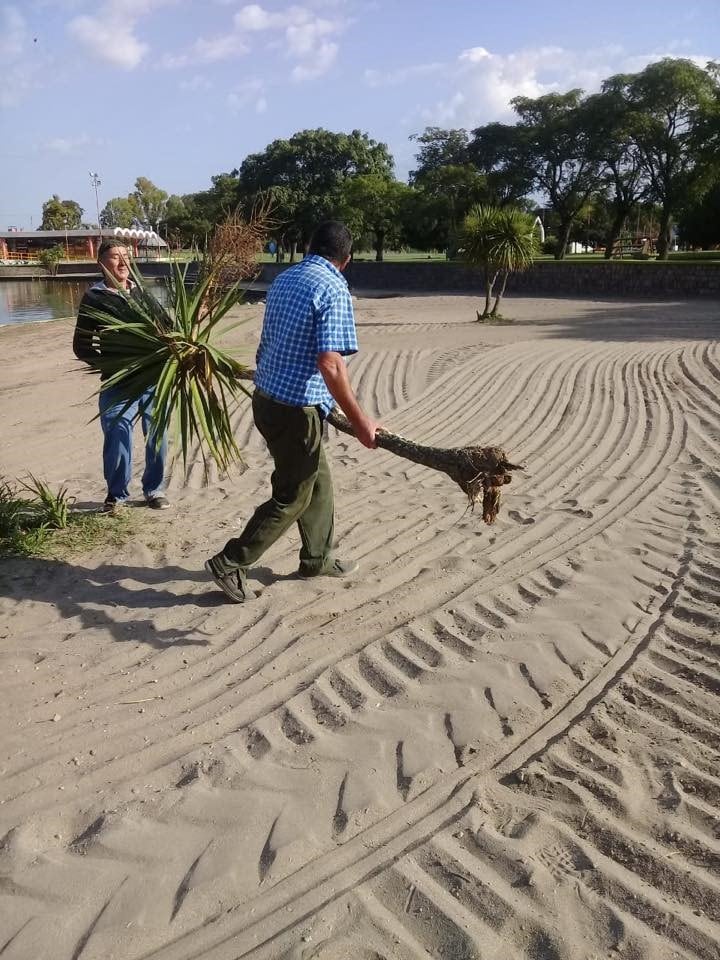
[205,221,379,603]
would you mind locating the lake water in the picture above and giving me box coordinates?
[0,279,92,326]
[0,279,169,326]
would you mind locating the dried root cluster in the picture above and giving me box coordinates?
[326,410,521,524]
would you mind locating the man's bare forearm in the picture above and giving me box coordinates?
[317,351,378,448]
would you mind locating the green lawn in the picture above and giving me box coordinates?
[169,249,720,266]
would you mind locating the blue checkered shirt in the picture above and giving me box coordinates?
[254,254,358,414]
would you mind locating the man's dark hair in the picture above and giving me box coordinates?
[97,238,128,260]
[308,221,352,263]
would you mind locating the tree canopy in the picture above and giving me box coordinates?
[41,195,83,230]
[56,59,720,258]
[237,128,394,255]
[601,58,720,257]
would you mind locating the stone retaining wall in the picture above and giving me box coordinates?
[3,260,719,298]
[260,260,720,298]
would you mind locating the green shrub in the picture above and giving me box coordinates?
[0,475,133,558]
[38,244,65,275]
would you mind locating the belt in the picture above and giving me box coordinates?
[253,387,327,421]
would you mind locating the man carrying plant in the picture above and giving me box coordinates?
[205,221,378,603]
[72,239,170,513]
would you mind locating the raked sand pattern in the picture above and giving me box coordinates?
[0,295,719,960]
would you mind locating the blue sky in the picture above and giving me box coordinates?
[1,0,718,228]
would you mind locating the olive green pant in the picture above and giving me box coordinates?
[216,391,334,576]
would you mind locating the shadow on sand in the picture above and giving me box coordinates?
[0,557,216,649]
[511,297,720,343]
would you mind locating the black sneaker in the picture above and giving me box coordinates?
[204,556,250,603]
[298,557,359,580]
[102,498,126,515]
[146,494,170,510]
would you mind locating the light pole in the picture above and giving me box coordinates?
[89,171,102,237]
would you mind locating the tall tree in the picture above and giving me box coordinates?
[408,127,492,248]
[339,174,411,260]
[397,187,449,253]
[583,88,649,257]
[100,197,139,228]
[678,182,720,248]
[41,195,83,230]
[511,90,603,259]
[412,164,488,251]
[131,176,169,229]
[237,128,394,258]
[467,122,535,205]
[603,59,720,258]
[409,127,470,182]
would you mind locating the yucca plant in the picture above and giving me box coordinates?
[459,205,538,320]
[0,475,72,549]
[84,259,254,474]
[84,210,269,475]
[21,474,72,528]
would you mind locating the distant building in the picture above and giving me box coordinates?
[0,228,167,262]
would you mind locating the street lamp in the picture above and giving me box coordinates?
[89,171,102,234]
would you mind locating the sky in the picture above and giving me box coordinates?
[1,0,718,229]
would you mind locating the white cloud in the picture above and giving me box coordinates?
[159,2,345,76]
[233,3,345,80]
[291,40,337,81]
[412,44,716,129]
[40,132,108,154]
[234,3,275,30]
[162,34,247,68]
[68,14,148,69]
[285,15,336,56]
[66,0,176,70]
[226,77,268,114]
[179,74,213,91]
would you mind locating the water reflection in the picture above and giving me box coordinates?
[0,279,168,326]
[0,279,90,326]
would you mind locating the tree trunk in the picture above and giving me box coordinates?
[478,266,494,320]
[326,409,521,523]
[603,208,628,260]
[490,271,509,316]
[555,220,573,260]
[289,240,297,263]
[375,229,385,262]
[656,207,672,260]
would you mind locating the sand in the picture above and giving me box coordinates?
[0,293,719,960]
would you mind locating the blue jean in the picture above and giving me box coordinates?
[98,387,167,502]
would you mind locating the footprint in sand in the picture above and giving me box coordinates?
[508,509,535,525]
[559,499,594,519]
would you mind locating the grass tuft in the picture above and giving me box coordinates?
[0,476,136,559]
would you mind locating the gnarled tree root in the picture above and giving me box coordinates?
[326,409,521,523]
[238,370,523,523]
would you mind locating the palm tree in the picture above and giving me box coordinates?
[459,205,538,320]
